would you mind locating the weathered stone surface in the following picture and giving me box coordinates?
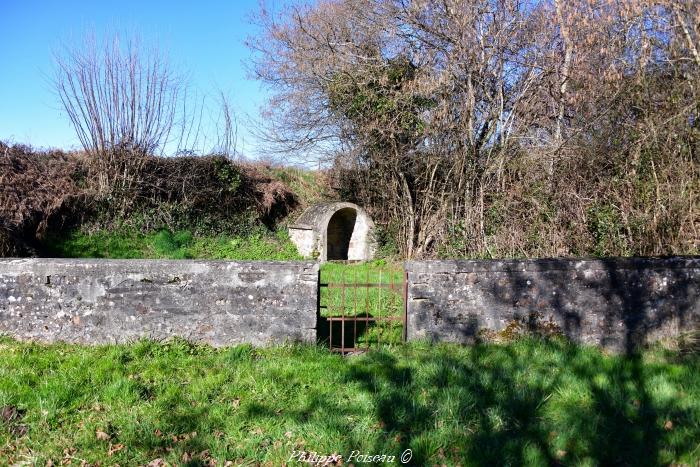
[0,259,318,346]
[289,202,376,261]
[405,257,700,352]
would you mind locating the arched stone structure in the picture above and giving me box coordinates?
[288,202,376,261]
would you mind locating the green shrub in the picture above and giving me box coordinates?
[371,223,400,259]
[587,203,629,257]
[152,229,194,259]
[213,156,242,193]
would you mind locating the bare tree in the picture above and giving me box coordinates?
[249,0,551,257]
[249,0,699,259]
[54,34,183,194]
[213,92,238,158]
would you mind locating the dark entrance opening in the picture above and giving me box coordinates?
[326,208,357,260]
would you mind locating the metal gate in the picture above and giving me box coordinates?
[318,262,407,353]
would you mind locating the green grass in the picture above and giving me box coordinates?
[1,337,698,466]
[266,166,334,207]
[42,228,303,261]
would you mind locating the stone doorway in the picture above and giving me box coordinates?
[288,202,376,262]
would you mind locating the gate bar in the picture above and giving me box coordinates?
[365,267,370,352]
[353,268,358,353]
[403,269,408,342]
[320,283,402,290]
[341,268,345,354]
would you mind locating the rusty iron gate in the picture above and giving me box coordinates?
[319,262,407,353]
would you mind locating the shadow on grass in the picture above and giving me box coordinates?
[2,338,698,465]
[235,339,699,465]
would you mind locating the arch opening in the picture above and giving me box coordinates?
[289,202,376,261]
[326,208,357,260]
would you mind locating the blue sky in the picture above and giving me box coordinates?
[0,0,272,156]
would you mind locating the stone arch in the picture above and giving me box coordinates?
[288,202,376,261]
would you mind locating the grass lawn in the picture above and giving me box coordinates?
[41,229,302,261]
[1,337,698,466]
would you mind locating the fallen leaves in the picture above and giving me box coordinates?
[95,428,124,457]
[170,431,197,443]
[108,443,125,456]
[147,459,169,467]
[176,450,217,466]
[0,405,23,424]
[60,447,77,465]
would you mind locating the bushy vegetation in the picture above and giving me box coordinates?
[265,166,335,209]
[0,143,309,258]
[252,0,700,259]
[0,337,698,465]
[4,2,699,262]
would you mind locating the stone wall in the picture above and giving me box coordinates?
[405,258,700,352]
[4,257,698,351]
[0,259,318,346]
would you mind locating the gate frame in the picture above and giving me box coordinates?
[318,263,408,353]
